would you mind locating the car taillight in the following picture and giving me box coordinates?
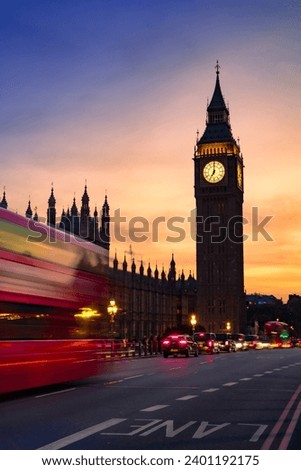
[162,340,170,345]
[225,341,229,346]
[208,340,212,347]
[179,340,187,345]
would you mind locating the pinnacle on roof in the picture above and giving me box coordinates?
[25,199,33,218]
[48,186,56,207]
[207,61,227,112]
[0,189,8,209]
[71,197,78,216]
[198,61,235,145]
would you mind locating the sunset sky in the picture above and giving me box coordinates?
[1,0,300,302]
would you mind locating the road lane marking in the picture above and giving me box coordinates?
[202,388,219,393]
[35,388,76,398]
[261,384,301,450]
[104,375,144,385]
[239,378,252,381]
[222,382,237,387]
[38,418,126,450]
[253,374,263,377]
[264,371,273,374]
[279,400,301,449]
[176,395,199,401]
[141,405,170,412]
[104,380,123,385]
[123,375,143,380]
[238,423,268,442]
[141,420,197,437]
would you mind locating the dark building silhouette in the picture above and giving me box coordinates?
[0,183,198,339]
[108,253,197,340]
[47,184,110,250]
[194,62,245,332]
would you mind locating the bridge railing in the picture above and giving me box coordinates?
[96,339,160,358]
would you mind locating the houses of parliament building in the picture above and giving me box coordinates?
[1,65,246,340]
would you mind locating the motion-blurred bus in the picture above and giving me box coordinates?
[0,208,108,394]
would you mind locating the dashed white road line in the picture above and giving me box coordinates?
[239,377,252,381]
[176,395,199,401]
[35,388,76,398]
[123,374,143,380]
[223,382,238,387]
[104,374,144,385]
[141,405,170,412]
[202,388,219,393]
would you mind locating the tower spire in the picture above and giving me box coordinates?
[207,61,227,113]
[25,199,33,218]
[196,61,237,148]
[100,193,110,250]
[0,188,8,209]
[47,185,56,226]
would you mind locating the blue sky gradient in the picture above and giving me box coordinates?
[1,0,300,299]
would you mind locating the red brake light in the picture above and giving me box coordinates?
[179,340,187,345]
[208,340,212,347]
[162,340,170,345]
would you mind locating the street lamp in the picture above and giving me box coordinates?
[107,300,118,333]
[190,314,197,334]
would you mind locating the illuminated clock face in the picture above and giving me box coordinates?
[203,161,225,183]
[237,162,243,190]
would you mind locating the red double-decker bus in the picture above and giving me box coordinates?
[0,208,109,394]
[264,321,292,348]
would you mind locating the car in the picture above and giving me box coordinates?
[193,332,220,354]
[245,334,260,349]
[161,334,198,358]
[230,333,248,351]
[256,337,272,349]
[215,333,236,352]
[294,338,301,348]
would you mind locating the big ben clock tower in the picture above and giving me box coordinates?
[194,62,245,333]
